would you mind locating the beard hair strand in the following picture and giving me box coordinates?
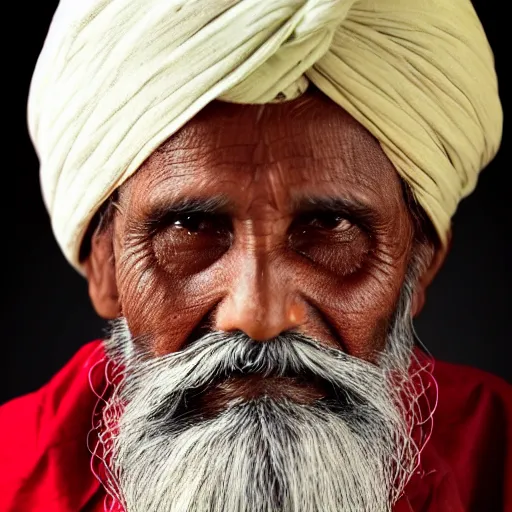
[96,257,430,512]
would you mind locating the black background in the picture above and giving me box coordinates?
[3,1,510,404]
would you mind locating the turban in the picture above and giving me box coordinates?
[28,0,502,271]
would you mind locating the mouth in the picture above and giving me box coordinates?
[175,370,353,422]
[204,374,328,403]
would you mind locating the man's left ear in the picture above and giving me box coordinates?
[82,226,121,319]
[411,231,452,317]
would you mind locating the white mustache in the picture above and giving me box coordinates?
[110,330,402,428]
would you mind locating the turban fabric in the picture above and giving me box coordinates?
[28,0,502,271]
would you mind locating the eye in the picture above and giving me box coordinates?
[293,212,354,233]
[172,212,228,235]
[151,212,232,275]
[288,210,369,276]
[293,212,354,234]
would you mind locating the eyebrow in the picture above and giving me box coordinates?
[144,195,230,223]
[293,195,379,224]
[143,193,379,228]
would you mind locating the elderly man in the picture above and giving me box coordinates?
[1,0,510,511]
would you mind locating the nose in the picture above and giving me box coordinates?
[214,257,305,341]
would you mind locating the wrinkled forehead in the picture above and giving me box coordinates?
[122,88,405,210]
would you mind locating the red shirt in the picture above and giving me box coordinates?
[1,340,511,511]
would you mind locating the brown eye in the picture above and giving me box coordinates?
[173,213,226,234]
[288,211,369,276]
[293,212,354,234]
[299,212,353,232]
[152,212,232,275]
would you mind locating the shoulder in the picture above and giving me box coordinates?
[433,358,511,432]
[0,340,105,512]
[0,340,105,444]
[430,358,512,511]
[434,358,510,397]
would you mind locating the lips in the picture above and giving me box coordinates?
[208,374,327,403]
[173,372,343,422]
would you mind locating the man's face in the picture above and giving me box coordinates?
[87,89,432,512]
[106,88,415,362]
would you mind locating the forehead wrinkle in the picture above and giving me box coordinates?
[137,144,400,219]
[142,175,240,210]
[258,113,391,182]
[248,150,392,208]
[285,169,407,219]
[154,141,263,167]
[130,91,404,218]
[137,145,264,199]
[139,156,398,220]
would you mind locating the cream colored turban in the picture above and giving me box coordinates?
[28,0,502,271]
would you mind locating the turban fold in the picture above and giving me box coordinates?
[28,0,502,271]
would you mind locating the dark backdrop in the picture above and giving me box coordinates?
[3,1,510,404]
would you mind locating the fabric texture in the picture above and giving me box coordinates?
[28,0,502,272]
[1,340,511,511]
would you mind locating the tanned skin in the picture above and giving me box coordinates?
[84,88,447,401]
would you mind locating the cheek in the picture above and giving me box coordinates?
[300,246,409,359]
[116,238,225,356]
[116,217,232,355]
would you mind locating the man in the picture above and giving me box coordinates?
[1,0,510,511]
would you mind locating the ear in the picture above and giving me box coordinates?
[82,226,120,319]
[411,231,452,318]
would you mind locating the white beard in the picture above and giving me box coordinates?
[97,273,426,512]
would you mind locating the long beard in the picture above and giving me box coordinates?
[96,275,428,512]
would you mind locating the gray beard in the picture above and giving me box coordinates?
[97,273,425,512]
